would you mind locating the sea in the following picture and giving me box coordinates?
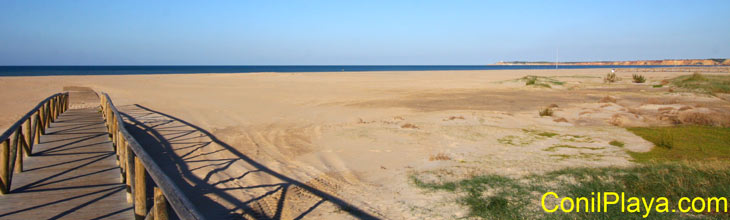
[0,65,688,77]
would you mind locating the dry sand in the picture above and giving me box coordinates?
[1,69,729,219]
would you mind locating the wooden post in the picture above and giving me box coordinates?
[50,98,55,122]
[34,114,42,144]
[33,113,41,144]
[38,106,45,135]
[154,187,169,220]
[126,145,135,203]
[135,157,147,220]
[47,101,52,123]
[118,136,124,170]
[56,96,59,114]
[24,120,31,156]
[13,130,22,173]
[55,96,59,118]
[115,131,121,166]
[0,139,9,194]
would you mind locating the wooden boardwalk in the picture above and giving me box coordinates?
[0,107,132,219]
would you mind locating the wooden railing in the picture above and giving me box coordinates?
[0,93,69,194]
[100,93,205,220]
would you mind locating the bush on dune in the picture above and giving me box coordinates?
[671,72,730,94]
[632,74,646,83]
[604,73,619,83]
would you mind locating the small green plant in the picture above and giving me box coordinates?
[538,107,553,117]
[652,84,663,88]
[609,140,625,147]
[657,130,674,149]
[520,75,562,88]
[524,76,537,85]
[632,74,646,83]
[604,73,619,83]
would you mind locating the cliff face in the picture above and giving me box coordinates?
[495,59,729,66]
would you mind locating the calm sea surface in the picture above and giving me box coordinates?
[0,65,688,76]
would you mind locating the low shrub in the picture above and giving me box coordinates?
[539,107,553,117]
[632,74,646,83]
[609,140,625,147]
[604,73,619,83]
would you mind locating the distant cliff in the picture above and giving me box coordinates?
[494,59,730,66]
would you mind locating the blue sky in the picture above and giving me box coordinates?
[1,0,729,65]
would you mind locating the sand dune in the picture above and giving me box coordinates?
[2,69,729,218]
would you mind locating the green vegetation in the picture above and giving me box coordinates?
[543,144,605,152]
[521,75,565,88]
[604,73,619,83]
[412,174,531,219]
[632,74,646,83]
[413,162,730,219]
[550,152,604,161]
[536,131,559,137]
[652,84,663,88]
[627,126,730,162]
[609,140,625,147]
[539,107,553,117]
[497,135,534,146]
[558,134,594,143]
[413,126,730,219]
[554,75,602,79]
[671,72,730,94]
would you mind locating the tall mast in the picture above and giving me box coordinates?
[555,48,559,69]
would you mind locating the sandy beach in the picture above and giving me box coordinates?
[1,69,729,219]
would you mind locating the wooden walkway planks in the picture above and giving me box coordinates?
[0,108,132,220]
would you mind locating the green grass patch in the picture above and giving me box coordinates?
[413,162,730,219]
[549,152,604,161]
[521,75,565,88]
[652,84,663,88]
[523,129,559,138]
[627,126,730,162]
[609,140,625,147]
[537,131,559,137]
[554,75,602,79]
[671,73,730,94]
[414,125,730,219]
[497,135,534,146]
[543,144,605,152]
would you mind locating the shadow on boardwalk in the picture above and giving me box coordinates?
[0,108,132,220]
[119,104,378,220]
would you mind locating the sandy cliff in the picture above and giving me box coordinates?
[495,58,729,66]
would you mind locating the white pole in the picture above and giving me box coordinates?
[555,48,559,69]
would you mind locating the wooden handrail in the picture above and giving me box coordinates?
[0,93,69,194]
[100,93,205,220]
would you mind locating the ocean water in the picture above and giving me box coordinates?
[0,65,688,76]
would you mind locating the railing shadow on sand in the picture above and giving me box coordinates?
[118,104,379,220]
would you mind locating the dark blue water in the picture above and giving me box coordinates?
[0,65,691,76]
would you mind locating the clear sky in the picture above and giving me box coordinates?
[1,0,729,65]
